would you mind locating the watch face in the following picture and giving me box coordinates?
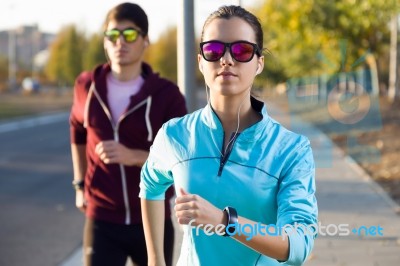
[227,224,236,234]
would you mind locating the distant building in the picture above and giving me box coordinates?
[0,24,55,72]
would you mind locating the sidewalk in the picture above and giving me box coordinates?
[60,95,400,265]
[267,100,400,265]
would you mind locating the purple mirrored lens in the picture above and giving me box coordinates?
[231,42,254,62]
[203,42,225,61]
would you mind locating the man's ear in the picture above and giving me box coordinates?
[144,36,150,47]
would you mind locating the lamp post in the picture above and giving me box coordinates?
[177,0,197,112]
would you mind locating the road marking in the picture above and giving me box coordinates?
[0,112,69,134]
[59,247,82,266]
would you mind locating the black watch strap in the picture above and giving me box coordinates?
[223,206,238,237]
[72,179,84,191]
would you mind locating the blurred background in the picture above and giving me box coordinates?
[0,0,399,265]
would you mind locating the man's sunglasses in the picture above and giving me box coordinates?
[104,28,142,43]
[200,40,261,63]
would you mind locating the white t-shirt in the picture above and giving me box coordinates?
[106,73,145,123]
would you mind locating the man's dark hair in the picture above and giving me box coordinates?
[103,2,148,36]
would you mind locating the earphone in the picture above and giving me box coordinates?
[256,65,261,75]
[204,82,250,157]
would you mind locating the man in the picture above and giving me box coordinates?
[70,3,187,265]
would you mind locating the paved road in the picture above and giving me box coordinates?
[2,95,400,266]
[0,113,84,266]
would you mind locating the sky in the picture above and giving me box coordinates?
[0,0,262,41]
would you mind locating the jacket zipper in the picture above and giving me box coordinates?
[116,99,148,225]
[217,132,238,176]
[93,87,149,225]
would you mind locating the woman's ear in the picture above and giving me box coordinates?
[256,56,264,75]
[198,54,204,74]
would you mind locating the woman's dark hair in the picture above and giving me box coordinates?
[103,2,148,36]
[201,5,263,51]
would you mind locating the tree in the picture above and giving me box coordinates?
[0,56,8,91]
[255,0,400,86]
[45,25,85,86]
[83,33,107,71]
[144,27,178,83]
[256,0,327,84]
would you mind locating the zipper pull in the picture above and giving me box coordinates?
[218,161,224,176]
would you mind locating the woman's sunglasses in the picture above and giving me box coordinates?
[200,40,261,62]
[104,28,142,43]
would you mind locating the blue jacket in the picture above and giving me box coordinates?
[140,97,318,265]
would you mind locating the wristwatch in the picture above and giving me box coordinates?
[72,179,84,191]
[223,206,238,237]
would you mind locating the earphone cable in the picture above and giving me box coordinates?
[204,82,251,156]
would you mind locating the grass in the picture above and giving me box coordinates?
[0,89,73,121]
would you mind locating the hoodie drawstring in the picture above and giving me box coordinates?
[83,83,95,128]
[85,84,153,142]
[145,96,153,142]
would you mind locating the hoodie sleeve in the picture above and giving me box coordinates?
[276,136,318,265]
[140,124,175,200]
[70,71,91,144]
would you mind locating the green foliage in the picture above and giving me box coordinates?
[144,27,178,83]
[255,0,400,85]
[0,56,8,81]
[45,25,85,86]
[0,56,8,91]
[83,33,107,71]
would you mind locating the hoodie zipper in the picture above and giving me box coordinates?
[92,87,150,225]
[217,132,238,176]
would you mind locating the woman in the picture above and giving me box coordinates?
[140,5,317,266]
[70,2,186,265]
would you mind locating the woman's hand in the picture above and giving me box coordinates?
[174,188,225,228]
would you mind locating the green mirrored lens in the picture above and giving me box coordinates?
[105,30,120,42]
[105,28,140,43]
[122,29,138,43]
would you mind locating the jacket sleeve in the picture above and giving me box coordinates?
[140,124,175,200]
[69,72,91,144]
[276,137,318,265]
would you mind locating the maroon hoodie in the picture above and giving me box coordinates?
[70,62,187,225]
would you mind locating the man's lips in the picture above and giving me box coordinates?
[115,50,128,56]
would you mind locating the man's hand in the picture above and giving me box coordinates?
[95,140,148,166]
[75,189,86,213]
